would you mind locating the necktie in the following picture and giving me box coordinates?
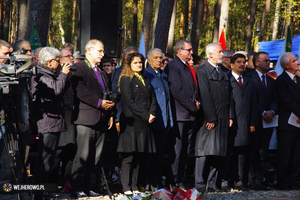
[135,73,145,85]
[293,75,297,84]
[93,67,106,92]
[215,66,219,73]
[261,74,267,91]
[185,63,198,97]
[157,71,160,77]
[238,76,243,89]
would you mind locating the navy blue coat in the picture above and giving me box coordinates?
[144,66,174,129]
[164,56,198,121]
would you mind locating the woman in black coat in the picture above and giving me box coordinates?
[117,53,157,195]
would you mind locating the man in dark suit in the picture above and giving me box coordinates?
[227,54,257,190]
[164,39,200,188]
[246,52,278,190]
[70,39,115,198]
[195,42,233,192]
[275,52,300,190]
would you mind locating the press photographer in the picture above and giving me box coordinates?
[31,47,71,199]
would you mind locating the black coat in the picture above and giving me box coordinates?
[164,56,197,121]
[195,60,233,156]
[117,76,157,153]
[71,59,111,125]
[228,72,258,146]
[276,71,300,131]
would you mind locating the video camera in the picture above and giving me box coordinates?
[0,51,33,94]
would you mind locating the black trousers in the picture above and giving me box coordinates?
[276,130,300,188]
[70,122,106,192]
[34,132,61,184]
[247,126,273,185]
[121,153,141,192]
[168,121,194,184]
[195,156,224,189]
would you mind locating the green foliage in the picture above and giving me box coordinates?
[49,0,77,49]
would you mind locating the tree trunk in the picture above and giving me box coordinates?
[166,0,177,53]
[142,0,154,53]
[271,0,281,40]
[260,0,271,41]
[284,2,292,37]
[25,0,53,46]
[151,0,160,47]
[18,0,28,40]
[191,0,204,54]
[3,0,11,42]
[245,0,256,52]
[154,0,175,52]
[179,0,185,38]
[212,0,221,42]
[75,0,80,51]
[219,0,229,39]
[132,0,138,47]
[59,0,65,45]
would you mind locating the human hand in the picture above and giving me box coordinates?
[108,116,114,130]
[147,114,156,124]
[206,121,216,130]
[263,110,274,123]
[193,100,201,112]
[249,126,255,132]
[61,63,70,74]
[100,100,115,110]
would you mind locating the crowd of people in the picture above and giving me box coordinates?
[0,38,299,200]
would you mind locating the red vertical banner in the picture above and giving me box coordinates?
[219,28,226,50]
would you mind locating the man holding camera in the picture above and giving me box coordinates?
[70,39,115,198]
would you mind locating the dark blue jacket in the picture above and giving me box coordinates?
[165,56,198,121]
[145,66,174,129]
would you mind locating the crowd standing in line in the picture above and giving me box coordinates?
[0,37,300,200]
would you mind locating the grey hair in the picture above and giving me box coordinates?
[175,39,191,54]
[147,48,163,59]
[0,39,11,49]
[205,42,221,58]
[223,50,234,57]
[39,47,61,65]
[85,39,103,52]
[280,52,294,70]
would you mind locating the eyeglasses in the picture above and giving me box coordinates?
[92,47,105,54]
[258,59,271,63]
[52,59,60,64]
[181,48,193,52]
[62,55,73,58]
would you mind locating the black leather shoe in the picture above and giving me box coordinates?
[70,191,88,198]
[85,190,102,197]
[208,187,223,193]
[248,183,260,190]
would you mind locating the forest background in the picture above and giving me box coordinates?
[0,0,298,59]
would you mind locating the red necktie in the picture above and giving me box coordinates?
[238,76,243,89]
[185,63,198,96]
[261,74,267,91]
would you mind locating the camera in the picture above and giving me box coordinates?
[62,63,76,72]
[103,91,119,102]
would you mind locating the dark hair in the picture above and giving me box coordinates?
[230,53,246,64]
[247,51,256,59]
[101,58,114,65]
[253,52,268,68]
[192,54,201,64]
[164,52,174,59]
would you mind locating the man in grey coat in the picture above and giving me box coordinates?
[195,42,233,192]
